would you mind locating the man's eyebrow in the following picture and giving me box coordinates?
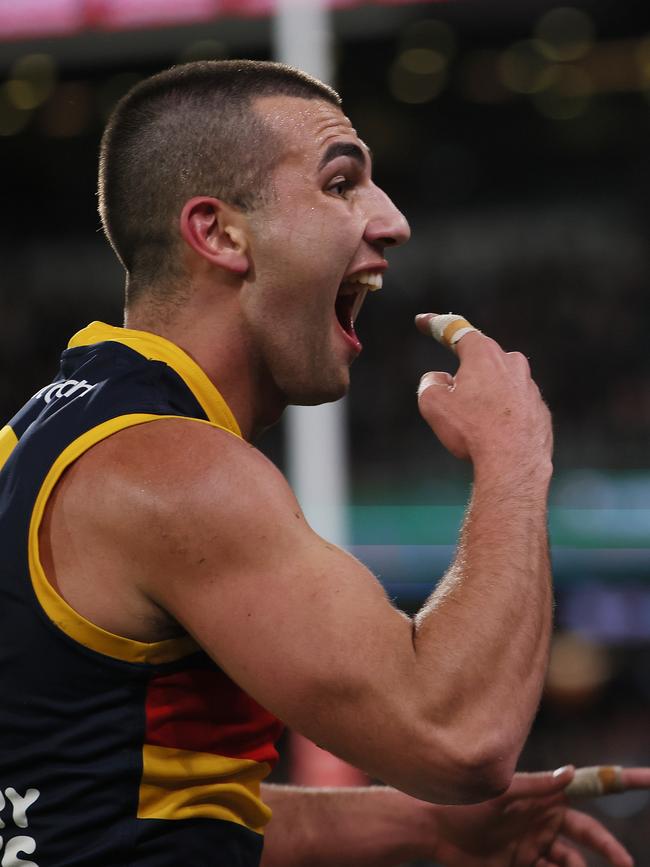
[318,142,370,171]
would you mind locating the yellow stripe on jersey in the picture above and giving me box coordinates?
[138,744,272,833]
[0,424,18,473]
[27,413,228,664]
[68,322,242,437]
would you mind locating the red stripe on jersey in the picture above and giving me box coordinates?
[144,667,283,766]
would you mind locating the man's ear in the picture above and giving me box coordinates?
[179,197,250,276]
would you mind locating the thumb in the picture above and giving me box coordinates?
[418,370,454,397]
[507,767,576,800]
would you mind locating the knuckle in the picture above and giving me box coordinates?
[507,350,531,372]
[481,335,503,355]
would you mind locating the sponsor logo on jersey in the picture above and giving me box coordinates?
[32,380,96,405]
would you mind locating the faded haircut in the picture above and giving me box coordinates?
[98,59,341,304]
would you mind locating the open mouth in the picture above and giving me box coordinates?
[335,270,383,349]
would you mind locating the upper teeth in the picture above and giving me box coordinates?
[347,270,383,291]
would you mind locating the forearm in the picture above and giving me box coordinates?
[413,460,553,785]
[260,784,434,867]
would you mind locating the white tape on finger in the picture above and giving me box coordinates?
[565,766,624,799]
[429,313,479,350]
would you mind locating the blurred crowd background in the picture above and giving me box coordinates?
[1,0,648,862]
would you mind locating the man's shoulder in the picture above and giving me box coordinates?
[45,415,299,634]
[64,416,295,542]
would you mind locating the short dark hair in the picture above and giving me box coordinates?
[98,60,341,303]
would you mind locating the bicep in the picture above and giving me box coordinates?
[133,426,414,759]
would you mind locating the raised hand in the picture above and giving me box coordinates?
[414,311,552,467]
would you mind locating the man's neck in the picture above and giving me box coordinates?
[124,303,286,441]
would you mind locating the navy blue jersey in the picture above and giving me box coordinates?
[0,322,283,867]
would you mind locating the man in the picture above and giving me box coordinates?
[0,60,644,866]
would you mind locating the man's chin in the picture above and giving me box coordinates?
[286,371,350,407]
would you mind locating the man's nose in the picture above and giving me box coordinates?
[363,187,411,249]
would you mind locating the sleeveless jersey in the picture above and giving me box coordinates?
[0,321,284,867]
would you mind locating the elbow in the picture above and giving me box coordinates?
[395,726,518,805]
[442,746,516,804]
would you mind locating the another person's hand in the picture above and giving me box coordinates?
[425,765,647,866]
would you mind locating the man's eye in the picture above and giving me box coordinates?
[328,178,351,197]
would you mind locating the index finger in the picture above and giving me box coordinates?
[415,312,484,355]
[620,767,650,789]
[564,765,650,800]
